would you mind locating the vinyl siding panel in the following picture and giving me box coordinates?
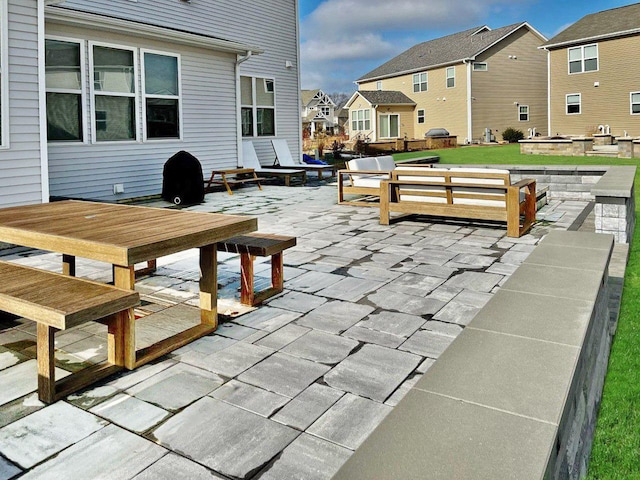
[46,0,299,200]
[360,65,468,142]
[471,28,548,142]
[0,0,44,207]
[549,35,640,137]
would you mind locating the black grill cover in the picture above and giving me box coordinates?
[161,151,205,205]
[425,128,450,137]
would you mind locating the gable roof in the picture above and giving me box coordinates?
[301,89,321,105]
[301,89,336,107]
[543,3,640,49]
[346,90,416,108]
[358,22,544,82]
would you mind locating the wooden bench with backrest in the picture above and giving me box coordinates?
[0,261,140,403]
[380,167,536,237]
[338,156,433,206]
[217,233,296,306]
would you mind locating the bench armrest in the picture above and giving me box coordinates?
[512,178,536,189]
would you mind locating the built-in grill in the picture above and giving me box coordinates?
[425,128,450,137]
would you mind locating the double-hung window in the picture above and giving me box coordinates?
[417,109,425,124]
[566,93,581,114]
[631,92,640,115]
[45,38,84,142]
[379,114,399,138]
[0,0,8,147]
[376,81,382,91]
[446,67,455,88]
[351,109,370,131]
[519,105,529,121]
[142,51,181,139]
[241,76,276,137]
[413,72,427,92]
[91,44,137,141]
[568,44,598,74]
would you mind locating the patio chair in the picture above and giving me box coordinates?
[242,140,306,186]
[271,138,336,180]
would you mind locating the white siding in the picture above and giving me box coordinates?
[0,0,43,207]
[46,0,300,201]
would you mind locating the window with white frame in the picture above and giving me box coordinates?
[413,72,427,92]
[569,44,598,74]
[143,51,180,139]
[241,76,276,137]
[0,0,7,147]
[631,92,640,114]
[566,93,581,114]
[376,81,382,91]
[91,44,137,141]
[379,114,399,138]
[320,106,330,117]
[472,62,487,71]
[446,67,455,88]
[351,109,370,131]
[518,105,529,121]
[46,38,84,142]
[417,109,425,124]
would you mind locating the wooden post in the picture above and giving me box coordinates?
[271,252,284,293]
[199,244,218,328]
[113,265,136,369]
[37,323,56,403]
[240,253,255,306]
[506,186,520,238]
[62,254,76,277]
[338,172,345,203]
[380,180,390,225]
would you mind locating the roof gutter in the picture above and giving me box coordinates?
[45,6,263,55]
[541,27,640,50]
[357,59,470,84]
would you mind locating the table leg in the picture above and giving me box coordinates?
[113,265,136,369]
[37,323,56,403]
[62,254,76,276]
[200,244,218,328]
[240,253,255,306]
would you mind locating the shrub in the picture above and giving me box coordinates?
[331,140,345,160]
[501,127,525,143]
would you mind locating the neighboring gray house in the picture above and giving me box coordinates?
[0,0,301,207]
[301,89,338,136]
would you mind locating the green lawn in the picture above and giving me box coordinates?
[395,144,640,479]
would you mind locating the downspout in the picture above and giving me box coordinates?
[546,49,551,136]
[294,0,303,164]
[372,104,378,142]
[466,60,473,144]
[235,51,252,167]
[38,0,50,202]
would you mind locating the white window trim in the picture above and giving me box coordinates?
[241,75,277,138]
[45,35,87,144]
[379,113,400,139]
[412,72,428,92]
[518,105,529,122]
[89,41,140,144]
[630,92,640,115]
[351,108,370,132]
[566,93,581,115]
[446,67,455,88]
[376,81,382,91]
[417,109,425,124]
[141,48,183,142]
[472,62,488,71]
[568,43,598,75]
[0,0,9,149]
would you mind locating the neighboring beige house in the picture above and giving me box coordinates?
[301,89,341,136]
[350,23,548,144]
[541,3,640,137]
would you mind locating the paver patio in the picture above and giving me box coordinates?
[0,181,592,479]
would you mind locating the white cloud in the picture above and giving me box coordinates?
[301,33,396,62]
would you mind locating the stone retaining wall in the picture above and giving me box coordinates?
[333,231,618,480]
[592,166,636,243]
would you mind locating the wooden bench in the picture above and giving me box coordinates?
[205,168,264,195]
[217,233,296,306]
[380,167,536,238]
[0,261,140,403]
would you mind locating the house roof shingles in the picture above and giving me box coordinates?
[356,90,416,106]
[358,22,527,82]
[543,3,640,48]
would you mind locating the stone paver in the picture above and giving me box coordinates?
[89,393,169,433]
[0,360,71,407]
[297,300,375,334]
[255,324,311,350]
[399,329,456,358]
[268,291,327,313]
[384,273,444,297]
[324,344,421,402]
[272,383,344,430]
[316,277,384,302]
[286,271,345,293]
[0,456,20,480]
[183,342,274,378]
[356,311,424,337]
[257,433,351,480]
[367,290,446,316]
[133,453,226,479]
[234,307,301,332]
[307,394,392,450]
[443,271,503,293]
[211,380,289,417]
[154,398,298,479]
[238,352,330,398]
[282,330,359,364]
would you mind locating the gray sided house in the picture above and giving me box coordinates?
[0,0,301,207]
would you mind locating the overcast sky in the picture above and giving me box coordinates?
[298,0,635,94]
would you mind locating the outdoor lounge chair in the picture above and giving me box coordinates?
[242,140,306,186]
[271,138,336,180]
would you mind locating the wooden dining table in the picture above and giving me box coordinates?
[0,200,257,369]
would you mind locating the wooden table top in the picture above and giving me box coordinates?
[0,200,257,265]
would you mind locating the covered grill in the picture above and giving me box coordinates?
[161,151,205,205]
[425,128,450,137]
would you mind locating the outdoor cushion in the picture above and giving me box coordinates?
[449,167,511,185]
[352,175,388,188]
[375,156,397,171]
[347,157,378,172]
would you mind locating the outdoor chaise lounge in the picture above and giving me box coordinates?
[242,140,306,186]
[379,167,536,237]
[271,138,336,180]
[337,155,433,206]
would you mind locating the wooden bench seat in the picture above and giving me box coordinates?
[205,168,264,195]
[0,261,140,403]
[380,167,536,238]
[217,233,296,306]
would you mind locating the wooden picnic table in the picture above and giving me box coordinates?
[0,200,257,369]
